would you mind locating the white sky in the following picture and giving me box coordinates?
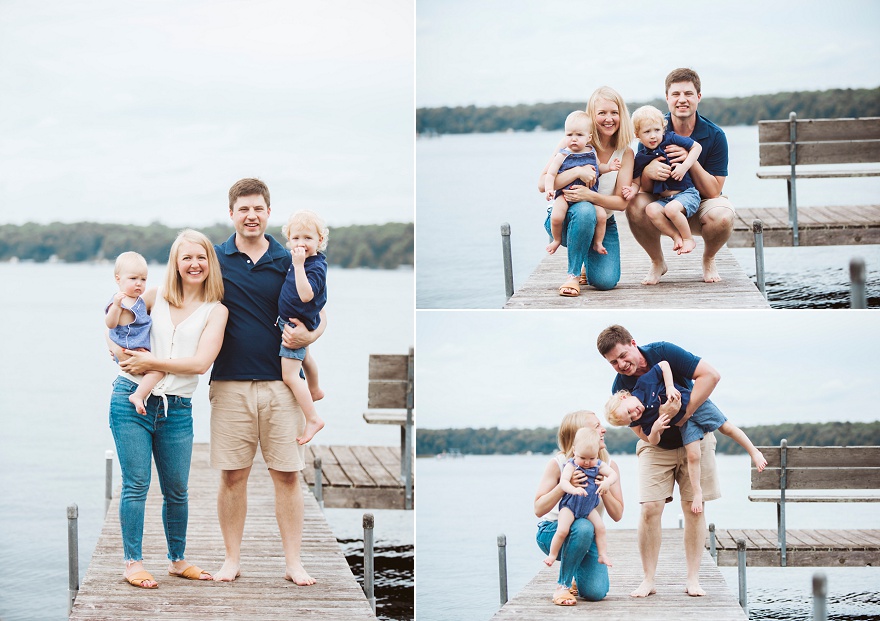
[417,0,880,108]
[0,0,414,227]
[416,310,879,429]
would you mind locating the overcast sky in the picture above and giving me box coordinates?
[417,310,878,429]
[417,0,880,108]
[0,0,413,228]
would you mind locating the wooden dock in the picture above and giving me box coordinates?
[493,529,747,620]
[69,443,376,620]
[301,444,408,510]
[505,213,769,309]
[730,204,880,247]
[710,528,880,567]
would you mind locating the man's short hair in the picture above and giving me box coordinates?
[665,68,701,95]
[228,178,271,211]
[596,324,634,356]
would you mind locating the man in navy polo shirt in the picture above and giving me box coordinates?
[627,67,735,285]
[209,178,326,585]
[597,324,721,599]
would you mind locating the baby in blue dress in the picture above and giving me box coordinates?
[104,251,163,414]
[544,428,617,568]
[624,105,703,255]
[543,110,621,256]
[604,360,767,514]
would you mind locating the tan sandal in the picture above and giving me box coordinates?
[552,586,577,606]
[169,564,212,580]
[558,279,580,297]
[579,267,587,286]
[125,570,158,589]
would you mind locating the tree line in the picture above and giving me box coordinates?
[0,221,413,269]
[416,421,880,457]
[417,87,880,135]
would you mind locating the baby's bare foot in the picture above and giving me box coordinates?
[543,555,556,567]
[310,387,325,402]
[546,240,561,254]
[592,242,608,255]
[129,395,147,415]
[678,238,696,254]
[297,416,325,445]
[691,492,703,514]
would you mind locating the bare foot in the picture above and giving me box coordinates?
[641,261,668,285]
[212,560,241,582]
[630,579,656,598]
[129,394,147,415]
[546,240,561,254]
[297,416,325,445]
[685,580,706,596]
[310,387,325,402]
[672,236,683,251]
[703,257,722,283]
[752,450,768,472]
[691,491,703,514]
[592,242,608,255]
[598,554,612,567]
[124,561,157,589]
[543,555,556,567]
[168,561,212,580]
[285,562,315,586]
[678,238,696,255]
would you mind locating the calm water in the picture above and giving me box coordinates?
[416,454,880,621]
[0,263,414,621]
[416,126,880,308]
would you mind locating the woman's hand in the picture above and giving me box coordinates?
[575,164,597,186]
[561,184,595,204]
[118,349,158,375]
[570,467,588,488]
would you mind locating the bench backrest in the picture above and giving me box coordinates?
[367,351,414,409]
[751,445,880,490]
[758,116,880,166]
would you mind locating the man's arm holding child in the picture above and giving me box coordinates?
[676,359,720,427]
[282,309,327,350]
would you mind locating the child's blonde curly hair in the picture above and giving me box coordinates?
[631,105,668,136]
[282,210,329,253]
[604,390,633,427]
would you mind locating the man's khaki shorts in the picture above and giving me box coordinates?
[688,195,735,235]
[209,380,305,472]
[635,432,720,503]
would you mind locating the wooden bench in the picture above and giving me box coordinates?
[362,348,413,509]
[756,114,880,245]
[708,440,880,567]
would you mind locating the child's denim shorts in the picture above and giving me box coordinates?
[655,186,701,218]
[681,399,728,445]
[276,317,306,361]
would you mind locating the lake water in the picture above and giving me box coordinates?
[416,126,880,308]
[0,262,414,621]
[416,453,880,621]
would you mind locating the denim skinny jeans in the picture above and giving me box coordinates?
[544,201,621,289]
[536,518,609,600]
[109,376,193,562]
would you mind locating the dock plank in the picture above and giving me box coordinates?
[493,529,747,620]
[70,443,375,620]
[711,528,880,567]
[730,204,880,247]
[506,213,768,309]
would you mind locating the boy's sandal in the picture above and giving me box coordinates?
[552,586,577,606]
[558,279,580,297]
[125,570,158,589]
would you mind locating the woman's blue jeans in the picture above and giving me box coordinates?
[544,201,621,290]
[536,519,609,600]
[109,376,193,562]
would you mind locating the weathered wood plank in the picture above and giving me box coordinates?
[756,446,880,468]
[367,354,408,380]
[756,166,880,179]
[750,494,880,502]
[367,381,408,409]
[710,528,880,568]
[730,205,880,247]
[752,468,880,491]
[760,139,880,166]
[758,117,880,143]
[363,409,407,425]
[69,443,376,620]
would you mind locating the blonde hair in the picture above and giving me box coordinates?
[163,229,224,307]
[564,110,592,134]
[573,427,600,459]
[114,251,147,276]
[631,105,667,136]
[604,390,632,427]
[282,210,329,253]
[556,410,610,462]
[586,86,635,152]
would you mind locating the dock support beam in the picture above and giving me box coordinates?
[404,347,414,510]
[779,438,788,566]
[67,503,79,615]
[708,522,717,563]
[363,513,376,613]
[850,257,867,309]
[501,223,514,301]
[497,534,509,605]
[753,219,766,297]
[736,538,747,615]
[788,111,800,246]
[812,572,828,621]
[313,456,324,510]
[105,450,114,515]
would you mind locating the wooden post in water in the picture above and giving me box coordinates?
[363,513,376,614]
[497,534,509,605]
[788,112,800,246]
[708,522,717,563]
[104,450,113,515]
[500,223,514,301]
[313,456,324,510]
[67,503,79,615]
[812,572,828,621]
[779,438,788,566]
[850,257,867,309]
[736,538,747,615]
[404,347,414,510]
[753,219,766,297]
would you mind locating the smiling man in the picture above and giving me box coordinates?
[596,324,722,599]
[626,68,735,285]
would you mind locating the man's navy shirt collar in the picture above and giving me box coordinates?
[663,111,710,141]
[220,233,289,264]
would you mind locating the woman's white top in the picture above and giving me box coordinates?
[539,452,606,523]
[596,147,628,196]
[121,289,219,399]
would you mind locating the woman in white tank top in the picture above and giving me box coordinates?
[110,229,229,589]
